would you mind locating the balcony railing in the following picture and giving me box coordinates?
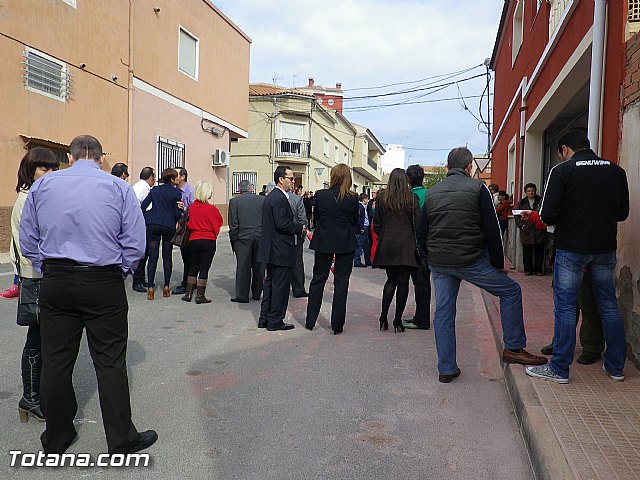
[367,156,377,170]
[275,138,310,158]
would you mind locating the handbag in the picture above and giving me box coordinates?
[411,198,428,267]
[12,236,40,326]
[171,209,190,248]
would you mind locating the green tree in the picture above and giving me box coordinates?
[423,165,447,189]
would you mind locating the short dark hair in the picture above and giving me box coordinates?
[111,163,129,178]
[558,130,590,153]
[498,190,507,198]
[139,167,155,181]
[178,168,187,180]
[16,147,60,193]
[523,183,537,192]
[359,193,369,201]
[406,164,425,187]
[161,168,179,184]
[447,147,473,170]
[69,135,102,162]
[488,183,499,193]
[274,165,291,184]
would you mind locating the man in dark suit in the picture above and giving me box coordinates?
[228,180,265,303]
[258,166,305,331]
[288,187,309,297]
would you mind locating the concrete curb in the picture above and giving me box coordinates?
[480,289,574,480]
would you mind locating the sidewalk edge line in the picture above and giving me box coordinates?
[479,288,574,480]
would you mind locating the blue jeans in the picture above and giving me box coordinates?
[354,233,367,266]
[430,254,526,375]
[551,249,626,378]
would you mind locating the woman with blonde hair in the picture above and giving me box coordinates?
[182,181,223,303]
[305,163,359,334]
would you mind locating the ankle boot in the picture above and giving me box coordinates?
[147,287,154,300]
[181,277,197,302]
[195,279,211,304]
[18,348,45,422]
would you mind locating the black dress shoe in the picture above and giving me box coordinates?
[171,285,187,295]
[577,351,601,365]
[540,342,554,355]
[266,323,295,331]
[333,329,343,335]
[353,264,366,268]
[292,292,309,298]
[230,297,250,303]
[305,325,313,331]
[258,318,267,328]
[252,295,262,301]
[438,368,461,383]
[132,283,147,293]
[127,430,158,453]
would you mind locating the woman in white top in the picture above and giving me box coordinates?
[11,147,59,422]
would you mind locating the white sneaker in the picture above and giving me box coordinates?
[602,364,624,382]
[525,364,569,384]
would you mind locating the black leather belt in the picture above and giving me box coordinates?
[43,259,121,273]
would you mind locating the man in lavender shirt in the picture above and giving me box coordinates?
[19,135,158,455]
[172,167,195,295]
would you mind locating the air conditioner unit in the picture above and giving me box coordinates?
[212,149,230,167]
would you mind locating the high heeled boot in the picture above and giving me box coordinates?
[181,276,197,302]
[18,348,45,422]
[195,279,211,304]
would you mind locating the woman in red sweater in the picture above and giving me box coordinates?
[182,181,223,304]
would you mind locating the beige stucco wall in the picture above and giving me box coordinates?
[131,87,230,216]
[617,102,640,366]
[132,0,250,134]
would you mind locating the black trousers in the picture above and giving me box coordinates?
[522,243,545,274]
[179,245,191,287]
[290,236,306,295]
[39,263,138,454]
[259,264,292,328]
[187,239,216,280]
[306,251,354,332]
[410,263,431,327]
[132,247,148,286]
[146,224,175,288]
[381,266,415,323]
[234,238,264,301]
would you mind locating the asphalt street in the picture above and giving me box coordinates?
[0,232,534,479]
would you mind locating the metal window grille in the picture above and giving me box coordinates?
[232,172,258,194]
[157,137,185,182]
[23,50,71,100]
[630,0,640,22]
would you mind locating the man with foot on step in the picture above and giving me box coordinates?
[417,147,547,384]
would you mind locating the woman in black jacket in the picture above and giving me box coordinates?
[141,168,183,300]
[305,164,359,335]
[373,168,420,332]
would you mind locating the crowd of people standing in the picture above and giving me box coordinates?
[5,129,630,456]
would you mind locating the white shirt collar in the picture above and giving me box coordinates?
[276,185,289,199]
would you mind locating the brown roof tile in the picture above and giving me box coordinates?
[249,83,314,97]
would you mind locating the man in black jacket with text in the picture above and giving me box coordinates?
[525,131,629,384]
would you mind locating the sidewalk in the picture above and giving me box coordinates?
[481,270,640,480]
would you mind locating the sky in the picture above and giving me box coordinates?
[213,0,504,166]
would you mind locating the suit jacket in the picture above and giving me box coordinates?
[288,192,308,246]
[228,192,265,243]
[257,188,303,266]
[309,188,359,254]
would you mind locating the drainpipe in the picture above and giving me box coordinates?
[588,0,607,154]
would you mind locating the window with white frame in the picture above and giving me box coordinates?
[343,152,348,164]
[157,136,184,182]
[512,0,524,65]
[536,0,543,12]
[334,145,339,162]
[323,137,330,156]
[61,0,76,7]
[232,172,258,194]
[178,27,199,80]
[24,48,71,101]
[507,140,517,197]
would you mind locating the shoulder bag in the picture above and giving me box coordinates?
[171,208,190,248]
[12,236,40,326]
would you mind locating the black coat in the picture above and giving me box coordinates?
[309,188,359,254]
[373,192,420,268]
[257,188,303,266]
